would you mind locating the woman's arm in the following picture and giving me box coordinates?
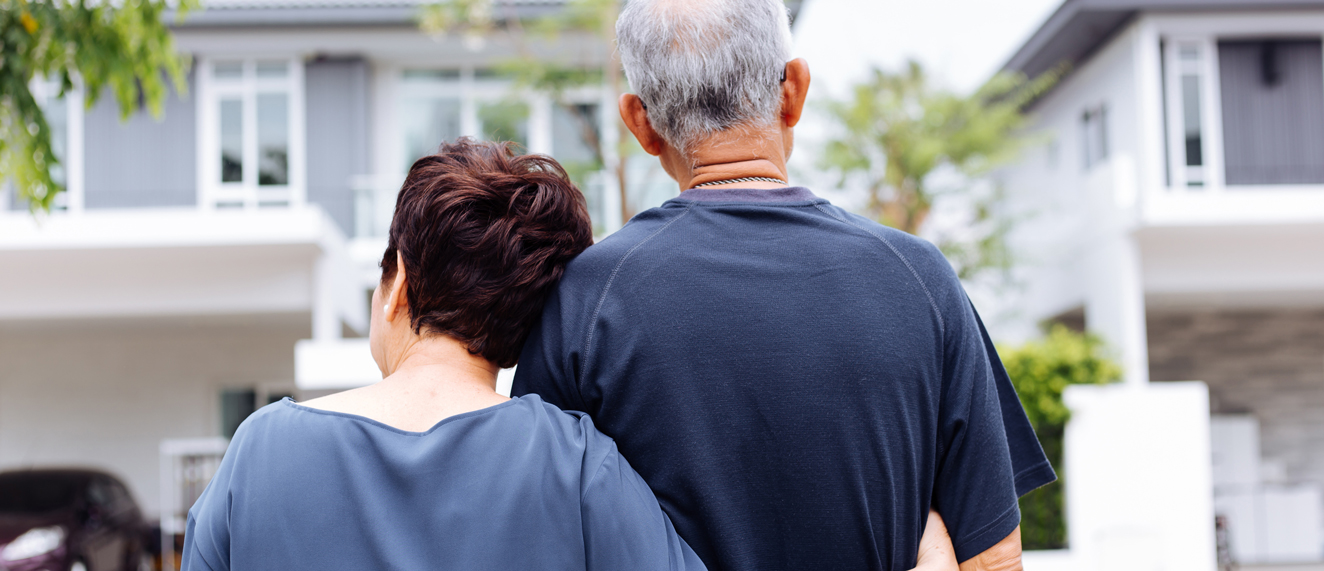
[580,442,706,571]
[911,510,959,571]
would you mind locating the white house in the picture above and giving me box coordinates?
[995,0,1324,568]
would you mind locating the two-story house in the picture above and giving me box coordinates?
[0,0,647,538]
[995,0,1324,567]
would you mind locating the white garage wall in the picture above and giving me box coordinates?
[0,314,309,518]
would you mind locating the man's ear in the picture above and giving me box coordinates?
[780,58,811,129]
[385,251,410,323]
[619,94,666,157]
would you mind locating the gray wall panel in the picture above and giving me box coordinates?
[84,72,197,208]
[305,58,369,236]
[1219,40,1324,185]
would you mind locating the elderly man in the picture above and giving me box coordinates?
[512,0,1055,569]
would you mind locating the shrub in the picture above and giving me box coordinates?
[999,324,1122,549]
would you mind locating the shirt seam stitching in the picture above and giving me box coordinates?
[812,203,946,335]
[578,202,697,392]
[950,499,1020,554]
[581,444,614,501]
[1013,459,1053,480]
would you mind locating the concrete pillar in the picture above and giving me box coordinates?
[1083,155,1150,386]
[1085,230,1151,386]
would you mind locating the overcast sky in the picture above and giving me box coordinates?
[792,0,1064,96]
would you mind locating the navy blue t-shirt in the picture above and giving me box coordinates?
[181,395,705,571]
[513,186,1055,570]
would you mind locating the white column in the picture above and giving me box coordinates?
[312,255,341,342]
[1132,19,1166,200]
[599,86,624,233]
[65,83,85,212]
[1084,156,1150,386]
[459,66,479,138]
[371,63,400,237]
[528,94,553,155]
[196,58,213,210]
[289,56,308,208]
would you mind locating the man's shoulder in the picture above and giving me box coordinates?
[806,201,962,292]
[814,203,944,259]
[571,206,690,269]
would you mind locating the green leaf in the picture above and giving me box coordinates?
[1,0,195,212]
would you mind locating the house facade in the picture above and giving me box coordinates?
[995,0,1324,567]
[0,0,644,532]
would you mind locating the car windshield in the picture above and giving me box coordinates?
[0,473,82,514]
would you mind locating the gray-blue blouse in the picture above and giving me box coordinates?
[182,395,704,570]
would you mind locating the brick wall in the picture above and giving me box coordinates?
[1148,308,1324,492]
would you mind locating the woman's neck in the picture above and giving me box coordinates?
[301,336,508,432]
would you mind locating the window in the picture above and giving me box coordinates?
[478,100,529,148]
[1164,41,1213,188]
[395,68,533,167]
[1045,137,1060,171]
[9,77,82,211]
[552,102,605,223]
[373,68,611,237]
[199,58,303,209]
[1081,105,1108,170]
[219,388,255,439]
[219,384,294,438]
[399,69,463,171]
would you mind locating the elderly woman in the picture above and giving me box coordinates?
[180,139,704,570]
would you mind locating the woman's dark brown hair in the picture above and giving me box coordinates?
[381,138,593,368]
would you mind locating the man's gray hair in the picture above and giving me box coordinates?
[616,0,794,157]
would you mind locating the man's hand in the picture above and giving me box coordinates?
[910,510,958,571]
[958,527,1022,571]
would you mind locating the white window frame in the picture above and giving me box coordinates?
[1162,37,1226,191]
[1081,103,1109,171]
[25,76,84,212]
[196,56,306,210]
[366,66,606,238]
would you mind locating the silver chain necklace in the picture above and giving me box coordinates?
[691,176,788,188]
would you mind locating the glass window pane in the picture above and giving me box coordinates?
[1181,74,1203,167]
[478,100,529,148]
[400,96,462,170]
[552,102,601,184]
[402,69,460,82]
[257,93,289,186]
[220,98,244,183]
[214,61,243,80]
[256,61,289,79]
[39,93,68,188]
[220,389,256,439]
[1081,108,1108,170]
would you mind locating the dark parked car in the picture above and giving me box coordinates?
[0,469,149,571]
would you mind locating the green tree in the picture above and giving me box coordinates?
[1,0,194,211]
[999,324,1122,549]
[820,61,1060,281]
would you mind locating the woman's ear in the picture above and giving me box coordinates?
[384,251,410,323]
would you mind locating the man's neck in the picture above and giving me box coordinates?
[671,127,791,190]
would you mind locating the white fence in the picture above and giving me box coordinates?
[159,438,229,570]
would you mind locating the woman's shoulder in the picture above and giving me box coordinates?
[506,395,620,474]
[508,394,610,443]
